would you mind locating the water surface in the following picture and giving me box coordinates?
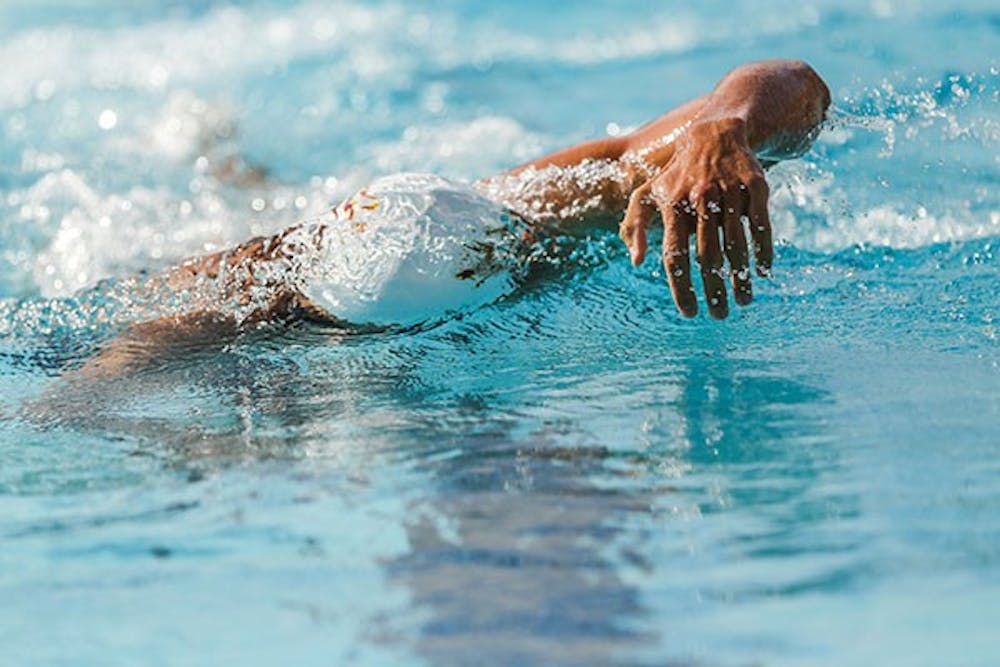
[1,1,998,665]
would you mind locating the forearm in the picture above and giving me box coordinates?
[135,227,312,327]
[644,59,831,162]
[478,59,830,226]
[473,136,636,229]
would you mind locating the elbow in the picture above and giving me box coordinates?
[765,59,832,118]
[788,59,832,117]
[722,59,832,160]
[743,59,833,130]
[729,59,831,111]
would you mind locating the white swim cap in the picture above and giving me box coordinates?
[298,173,525,327]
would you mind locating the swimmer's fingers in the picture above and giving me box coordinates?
[619,181,654,266]
[694,186,728,319]
[722,186,752,306]
[652,181,697,317]
[746,173,773,277]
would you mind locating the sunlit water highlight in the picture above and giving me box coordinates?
[0,1,997,665]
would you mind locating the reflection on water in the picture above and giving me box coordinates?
[386,356,837,666]
[2,228,997,663]
[9,298,850,664]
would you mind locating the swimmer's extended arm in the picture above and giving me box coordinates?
[480,59,830,319]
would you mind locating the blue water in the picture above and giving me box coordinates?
[1,1,998,665]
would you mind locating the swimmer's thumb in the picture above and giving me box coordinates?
[620,186,653,266]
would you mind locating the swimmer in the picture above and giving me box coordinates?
[79,59,830,375]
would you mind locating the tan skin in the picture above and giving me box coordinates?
[71,59,830,377]
[492,58,831,318]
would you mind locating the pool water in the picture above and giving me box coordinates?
[1,1,997,665]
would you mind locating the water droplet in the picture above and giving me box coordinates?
[98,109,117,130]
[35,79,55,101]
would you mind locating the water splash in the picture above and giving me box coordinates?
[824,105,898,157]
[766,70,999,252]
[478,159,633,224]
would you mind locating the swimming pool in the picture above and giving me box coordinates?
[1,1,997,664]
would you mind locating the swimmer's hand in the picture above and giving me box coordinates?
[612,59,829,319]
[482,60,828,318]
[619,117,769,319]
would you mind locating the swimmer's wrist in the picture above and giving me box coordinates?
[619,128,682,183]
[619,115,752,183]
[690,116,752,149]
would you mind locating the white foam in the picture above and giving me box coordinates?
[25,170,230,296]
[0,4,411,108]
[370,116,544,178]
[12,167,348,298]
[147,90,237,162]
[0,1,829,109]
[769,163,1000,251]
